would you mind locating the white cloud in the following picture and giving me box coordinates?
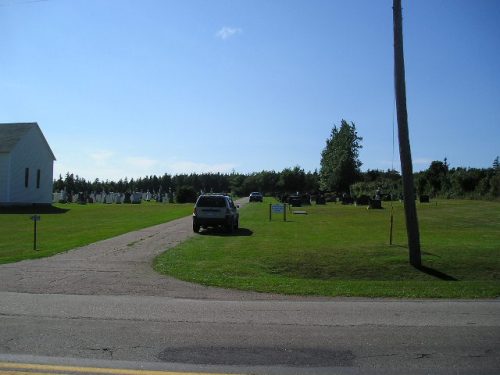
[89,150,114,162]
[126,156,159,169]
[167,160,236,175]
[215,26,242,40]
[54,147,237,182]
[54,150,162,181]
[413,158,433,166]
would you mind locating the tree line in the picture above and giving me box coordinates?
[52,167,321,203]
[53,119,499,202]
[414,158,500,200]
[53,161,499,203]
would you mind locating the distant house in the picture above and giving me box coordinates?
[0,123,56,206]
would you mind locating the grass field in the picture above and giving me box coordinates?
[154,199,500,298]
[0,202,193,264]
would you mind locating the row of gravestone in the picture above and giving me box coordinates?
[318,194,430,208]
[52,191,175,204]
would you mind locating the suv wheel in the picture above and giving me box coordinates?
[193,220,200,233]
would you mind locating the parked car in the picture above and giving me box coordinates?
[288,195,302,207]
[192,194,239,233]
[249,192,263,202]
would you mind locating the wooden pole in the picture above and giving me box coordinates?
[33,219,37,251]
[389,206,394,245]
[393,0,421,267]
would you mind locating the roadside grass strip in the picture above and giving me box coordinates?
[155,199,500,298]
[0,203,193,264]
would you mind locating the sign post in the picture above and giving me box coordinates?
[31,215,40,251]
[270,204,286,222]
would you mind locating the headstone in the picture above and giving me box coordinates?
[356,195,371,206]
[288,196,302,207]
[77,192,86,204]
[420,195,430,203]
[53,191,68,203]
[369,199,382,209]
[316,195,326,205]
[341,195,354,205]
[131,192,142,204]
[124,192,131,204]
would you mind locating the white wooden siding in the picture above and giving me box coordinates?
[7,127,54,204]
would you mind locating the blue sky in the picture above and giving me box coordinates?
[1,0,499,181]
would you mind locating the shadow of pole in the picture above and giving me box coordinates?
[414,265,458,281]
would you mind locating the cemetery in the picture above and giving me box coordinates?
[154,197,500,298]
[52,191,174,205]
[1,190,499,298]
[2,121,498,298]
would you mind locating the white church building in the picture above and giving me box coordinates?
[0,123,56,206]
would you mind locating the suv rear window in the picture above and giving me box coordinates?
[197,196,227,207]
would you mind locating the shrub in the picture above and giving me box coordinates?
[176,186,197,203]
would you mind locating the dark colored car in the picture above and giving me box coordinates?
[249,192,263,202]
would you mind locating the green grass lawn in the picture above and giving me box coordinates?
[0,202,193,264]
[155,199,500,298]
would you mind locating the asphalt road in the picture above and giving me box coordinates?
[0,200,499,374]
[1,291,499,374]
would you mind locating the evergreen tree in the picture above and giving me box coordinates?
[426,160,449,195]
[277,166,306,194]
[319,120,363,193]
[53,174,64,192]
[493,156,500,172]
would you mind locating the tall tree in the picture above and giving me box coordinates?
[393,0,421,267]
[278,166,306,194]
[493,156,500,172]
[319,119,363,193]
[426,160,449,195]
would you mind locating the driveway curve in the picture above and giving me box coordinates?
[0,200,318,301]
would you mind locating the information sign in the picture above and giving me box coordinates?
[271,204,284,214]
[269,203,286,221]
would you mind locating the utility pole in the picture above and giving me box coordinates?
[393,0,421,267]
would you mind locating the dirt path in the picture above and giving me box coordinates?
[0,200,313,300]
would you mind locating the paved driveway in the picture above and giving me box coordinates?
[0,199,305,300]
[1,200,499,373]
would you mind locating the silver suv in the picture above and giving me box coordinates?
[192,194,239,233]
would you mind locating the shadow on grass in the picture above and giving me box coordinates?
[415,265,458,281]
[392,244,442,258]
[199,227,253,237]
[0,205,70,215]
[422,251,442,258]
